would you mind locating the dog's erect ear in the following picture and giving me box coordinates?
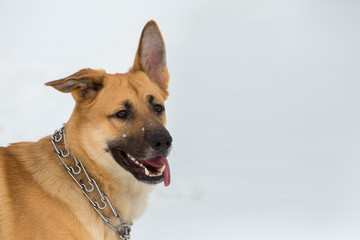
[45,68,105,102]
[130,20,169,93]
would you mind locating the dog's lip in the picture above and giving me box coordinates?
[109,147,170,186]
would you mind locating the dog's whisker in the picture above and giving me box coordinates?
[95,150,108,161]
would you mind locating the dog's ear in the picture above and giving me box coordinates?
[45,68,105,102]
[130,20,169,93]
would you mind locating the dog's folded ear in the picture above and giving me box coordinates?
[45,68,105,102]
[130,20,169,94]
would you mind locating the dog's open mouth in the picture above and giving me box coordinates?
[110,148,171,187]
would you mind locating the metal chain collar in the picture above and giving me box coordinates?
[51,126,132,240]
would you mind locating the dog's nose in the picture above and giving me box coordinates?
[149,131,172,153]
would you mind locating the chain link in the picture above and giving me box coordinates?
[51,126,131,240]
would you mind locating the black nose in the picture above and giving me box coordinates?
[149,131,173,154]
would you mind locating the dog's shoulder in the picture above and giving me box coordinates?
[0,137,55,182]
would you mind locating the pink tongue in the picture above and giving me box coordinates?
[145,156,171,187]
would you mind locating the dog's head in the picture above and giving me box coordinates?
[46,21,172,186]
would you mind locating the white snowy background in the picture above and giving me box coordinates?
[1,1,360,239]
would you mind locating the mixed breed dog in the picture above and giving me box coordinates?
[0,20,172,239]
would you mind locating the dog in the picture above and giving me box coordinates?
[0,20,172,240]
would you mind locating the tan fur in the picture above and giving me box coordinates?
[0,20,170,240]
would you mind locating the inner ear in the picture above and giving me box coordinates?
[131,20,169,93]
[75,80,103,100]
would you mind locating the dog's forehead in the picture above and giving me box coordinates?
[99,72,166,106]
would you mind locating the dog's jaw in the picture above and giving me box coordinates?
[109,147,171,186]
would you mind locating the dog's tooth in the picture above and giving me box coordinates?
[126,153,134,161]
[135,160,140,165]
[159,165,165,174]
[145,168,150,176]
[148,172,162,177]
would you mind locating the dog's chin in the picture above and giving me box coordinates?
[109,147,171,186]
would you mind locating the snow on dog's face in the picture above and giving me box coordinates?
[46,21,172,186]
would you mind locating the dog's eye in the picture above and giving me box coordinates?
[154,104,163,114]
[115,110,128,119]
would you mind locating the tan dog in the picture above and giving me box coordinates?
[0,20,172,240]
